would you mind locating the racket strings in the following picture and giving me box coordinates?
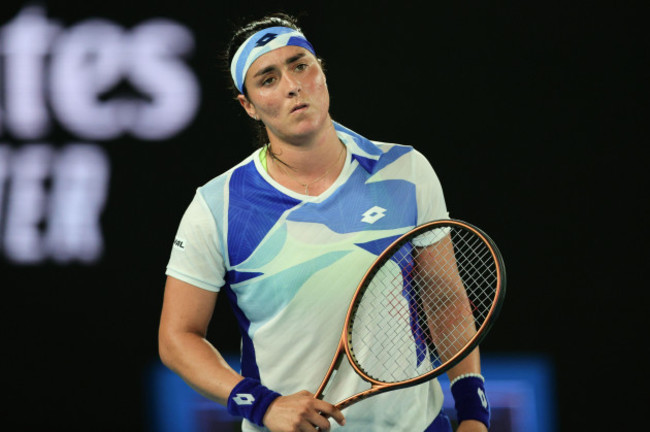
[348,225,498,383]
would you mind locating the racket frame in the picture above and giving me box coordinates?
[314,219,506,410]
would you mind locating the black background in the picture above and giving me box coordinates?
[2,0,646,430]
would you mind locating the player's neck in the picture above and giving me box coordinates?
[267,119,342,175]
[266,121,346,196]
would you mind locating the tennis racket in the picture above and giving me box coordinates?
[314,219,506,410]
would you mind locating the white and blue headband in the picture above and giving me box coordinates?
[230,26,316,94]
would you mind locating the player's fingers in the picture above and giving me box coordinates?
[304,412,333,431]
[313,400,345,426]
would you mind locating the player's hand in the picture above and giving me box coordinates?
[262,390,345,432]
[457,419,488,432]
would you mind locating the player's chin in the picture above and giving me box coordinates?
[287,119,324,139]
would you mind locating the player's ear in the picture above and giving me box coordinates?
[318,58,327,86]
[237,94,258,121]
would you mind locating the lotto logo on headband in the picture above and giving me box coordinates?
[230,26,316,93]
[255,33,278,47]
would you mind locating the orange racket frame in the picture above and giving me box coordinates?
[313,219,506,410]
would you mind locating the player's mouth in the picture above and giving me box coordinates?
[290,103,308,114]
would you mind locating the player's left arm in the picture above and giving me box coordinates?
[417,235,490,431]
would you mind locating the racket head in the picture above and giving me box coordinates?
[343,219,506,393]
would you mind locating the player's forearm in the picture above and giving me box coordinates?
[159,330,242,405]
[427,299,477,362]
[445,346,481,383]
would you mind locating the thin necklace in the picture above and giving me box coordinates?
[267,141,346,195]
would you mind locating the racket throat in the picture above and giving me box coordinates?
[315,354,344,401]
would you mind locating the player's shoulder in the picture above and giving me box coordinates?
[371,140,411,150]
[371,140,430,164]
[368,140,437,182]
[199,151,258,192]
[371,140,422,156]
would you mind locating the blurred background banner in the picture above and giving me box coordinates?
[0,4,199,265]
[147,354,556,432]
[1,1,645,430]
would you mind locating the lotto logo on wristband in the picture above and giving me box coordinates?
[478,388,488,408]
[233,393,255,405]
[227,378,282,427]
[450,375,490,428]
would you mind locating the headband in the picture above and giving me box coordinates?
[230,26,316,94]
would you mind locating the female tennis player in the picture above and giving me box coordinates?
[158,13,490,432]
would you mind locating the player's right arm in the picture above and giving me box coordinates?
[158,276,345,431]
[158,276,242,405]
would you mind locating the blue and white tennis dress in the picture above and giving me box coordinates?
[166,123,450,431]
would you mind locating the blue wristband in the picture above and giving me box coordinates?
[450,374,490,428]
[226,377,282,427]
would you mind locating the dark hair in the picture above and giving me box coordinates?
[222,13,304,147]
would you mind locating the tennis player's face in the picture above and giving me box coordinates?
[239,46,330,143]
